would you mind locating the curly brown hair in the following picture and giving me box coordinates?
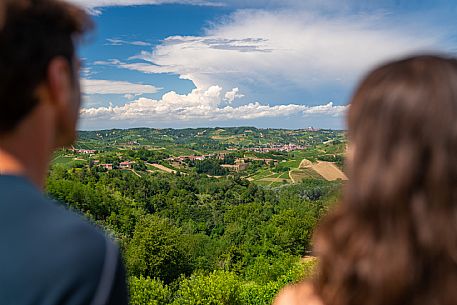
[0,0,92,133]
[314,55,457,305]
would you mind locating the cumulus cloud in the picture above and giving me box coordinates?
[224,88,244,103]
[101,9,448,97]
[81,79,161,95]
[80,85,346,123]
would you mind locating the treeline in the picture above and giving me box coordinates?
[46,166,341,304]
[77,127,346,151]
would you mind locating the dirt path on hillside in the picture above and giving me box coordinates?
[129,169,141,178]
[289,171,296,183]
[289,159,312,184]
[290,159,310,184]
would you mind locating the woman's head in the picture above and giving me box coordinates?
[348,55,457,210]
[314,55,457,305]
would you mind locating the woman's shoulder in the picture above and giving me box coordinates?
[273,281,323,305]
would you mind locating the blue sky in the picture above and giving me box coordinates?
[70,0,457,130]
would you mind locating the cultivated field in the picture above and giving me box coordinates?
[298,159,347,181]
[311,161,347,181]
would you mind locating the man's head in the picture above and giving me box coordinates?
[0,0,91,147]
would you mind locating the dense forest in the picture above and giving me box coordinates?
[46,161,342,304]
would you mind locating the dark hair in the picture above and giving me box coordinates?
[0,0,92,133]
[314,55,457,305]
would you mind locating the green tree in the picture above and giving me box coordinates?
[129,276,172,305]
[126,215,190,283]
[173,271,242,305]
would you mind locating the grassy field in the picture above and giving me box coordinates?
[278,172,290,179]
[279,159,302,168]
[249,169,276,181]
[51,151,80,167]
[290,169,324,182]
[163,147,201,157]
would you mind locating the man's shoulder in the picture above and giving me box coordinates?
[0,175,108,257]
[0,175,121,304]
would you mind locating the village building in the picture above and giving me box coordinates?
[170,154,213,163]
[120,161,132,169]
[72,149,97,154]
[240,157,279,165]
[222,162,249,172]
[101,164,113,170]
[245,143,305,153]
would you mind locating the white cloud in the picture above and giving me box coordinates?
[80,67,93,77]
[68,0,224,14]
[124,93,143,100]
[108,9,447,93]
[106,38,151,46]
[81,85,346,124]
[224,88,244,103]
[70,0,221,5]
[67,0,403,11]
[81,79,161,95]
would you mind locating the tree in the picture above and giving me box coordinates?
[129,276,172,305]
[133,161,147,171]
[126,215,190,283]
[270,209,316,256]
[195,159,228,176]
[173,271,242,305]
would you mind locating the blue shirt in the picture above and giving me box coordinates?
[0,175,128,305]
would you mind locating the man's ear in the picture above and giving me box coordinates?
[47,57,72,109]
[46,56,80,147]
